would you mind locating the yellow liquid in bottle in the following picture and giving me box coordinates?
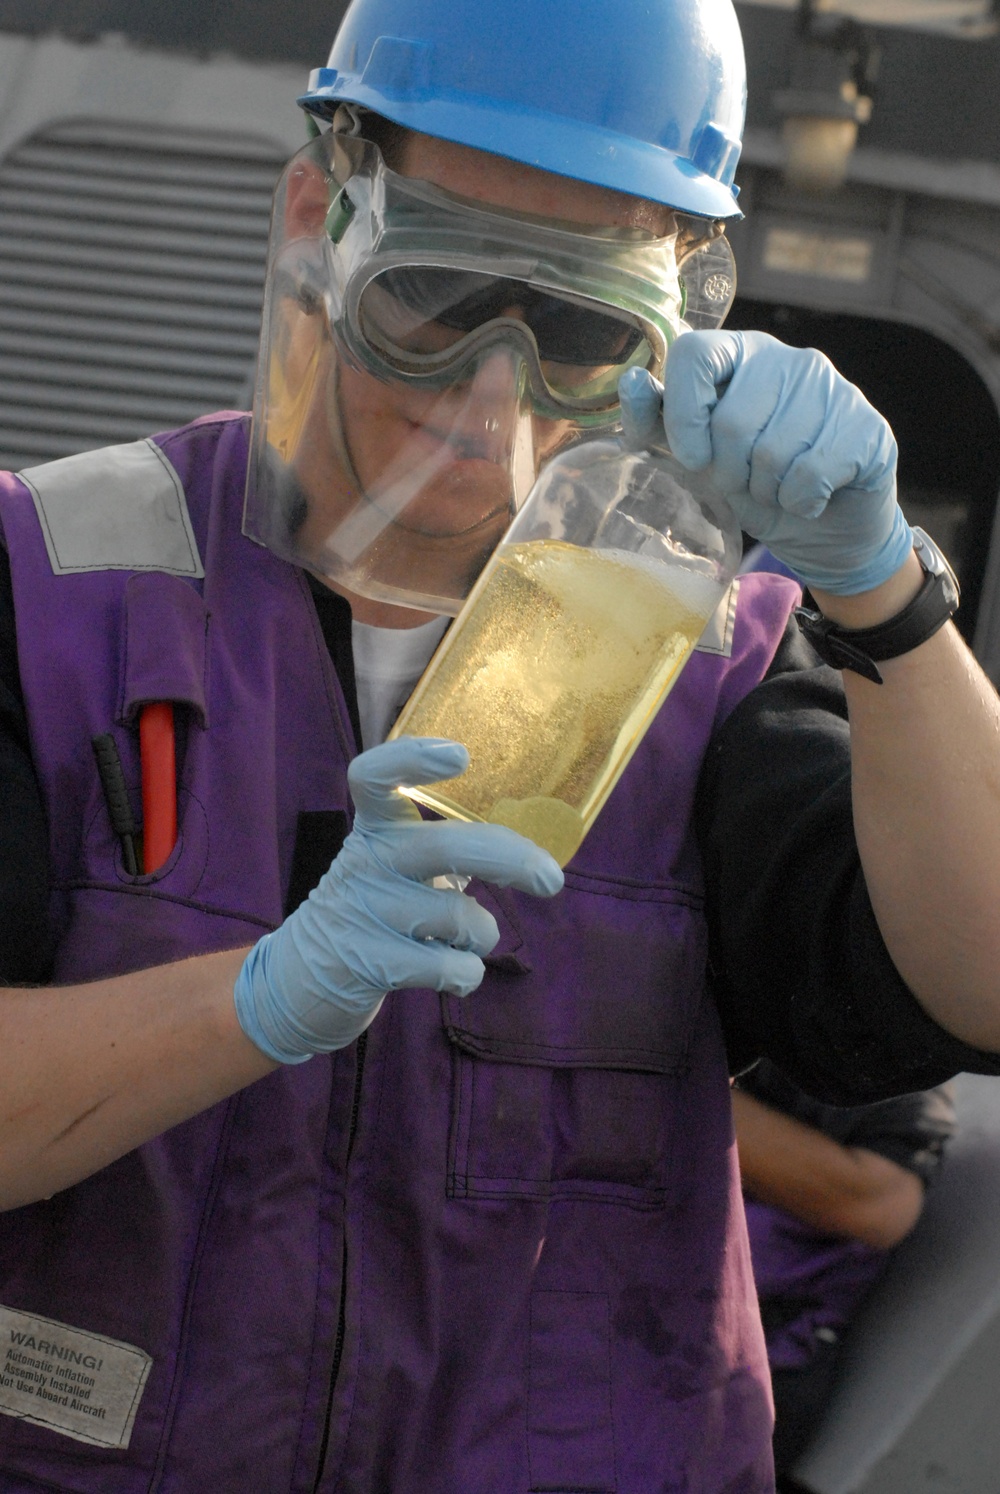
[390,539,720,865]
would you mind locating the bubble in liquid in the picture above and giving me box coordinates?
[488,795,586,868]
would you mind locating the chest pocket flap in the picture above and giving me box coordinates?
[118,571,209,726]
[442,875,706,1074]
[440,878,708,1207]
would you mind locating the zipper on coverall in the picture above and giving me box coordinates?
[312,1026,368,1491]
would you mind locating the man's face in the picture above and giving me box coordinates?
[276,132,673,623]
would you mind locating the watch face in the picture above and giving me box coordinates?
[911,526,961,606]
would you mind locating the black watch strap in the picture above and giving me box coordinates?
[795,528,960,684]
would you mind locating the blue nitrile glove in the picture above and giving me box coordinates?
[619,331,913,595]
[234,736,564,1064]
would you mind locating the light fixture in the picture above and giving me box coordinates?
[740,0,998,42]
[773,1,878,190]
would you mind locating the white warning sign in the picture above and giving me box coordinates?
[0,1305,151,1449]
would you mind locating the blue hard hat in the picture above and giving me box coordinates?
[299,0,746,220]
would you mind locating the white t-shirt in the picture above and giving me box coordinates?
[351,614,449,750]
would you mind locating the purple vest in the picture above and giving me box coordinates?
[0,415,799,1493]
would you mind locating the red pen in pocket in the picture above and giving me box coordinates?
[139,702,177,874]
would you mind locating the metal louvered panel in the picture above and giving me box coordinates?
[0,118,286,470]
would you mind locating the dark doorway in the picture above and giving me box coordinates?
[727,300,1000,643]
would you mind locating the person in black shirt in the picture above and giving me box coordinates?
[735,1061,956,1479]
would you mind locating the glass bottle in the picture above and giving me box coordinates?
[389,439,742,866]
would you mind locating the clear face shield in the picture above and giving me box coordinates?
[243,130,735,614]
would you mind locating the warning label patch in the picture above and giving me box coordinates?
[0,1305,151,1449]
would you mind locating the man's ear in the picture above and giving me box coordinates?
[284,158,329,238]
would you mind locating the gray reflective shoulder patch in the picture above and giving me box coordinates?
[695,577,739,658]
[19,439,205,578]
[0,1303,152,1449]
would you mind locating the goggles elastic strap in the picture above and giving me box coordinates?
[326,188,356,244]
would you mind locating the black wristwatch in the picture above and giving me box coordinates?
[795,527,960,684]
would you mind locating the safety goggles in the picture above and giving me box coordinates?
[320,131,686,420]
[355,264,652,405]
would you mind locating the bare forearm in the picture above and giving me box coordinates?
[811,555,1000,1052]
[0,948,276,1209]
[732,1089,923,1248]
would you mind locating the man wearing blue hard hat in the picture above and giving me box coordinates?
[0,0,999,1489]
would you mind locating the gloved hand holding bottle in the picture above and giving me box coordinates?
[234,736,564,1064]
[619,329,913,596]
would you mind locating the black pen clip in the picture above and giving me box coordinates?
[92,733,140,876]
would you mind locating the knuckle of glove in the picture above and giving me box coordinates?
[433,947,487,998]
[374,938,486,998]
[393,886,499,958]
[775,454,833,519]
[856,424,898,496]
[777,340,831,383]
[444,895,499,956]
[346,745,405,803]
[708,395,752,452]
